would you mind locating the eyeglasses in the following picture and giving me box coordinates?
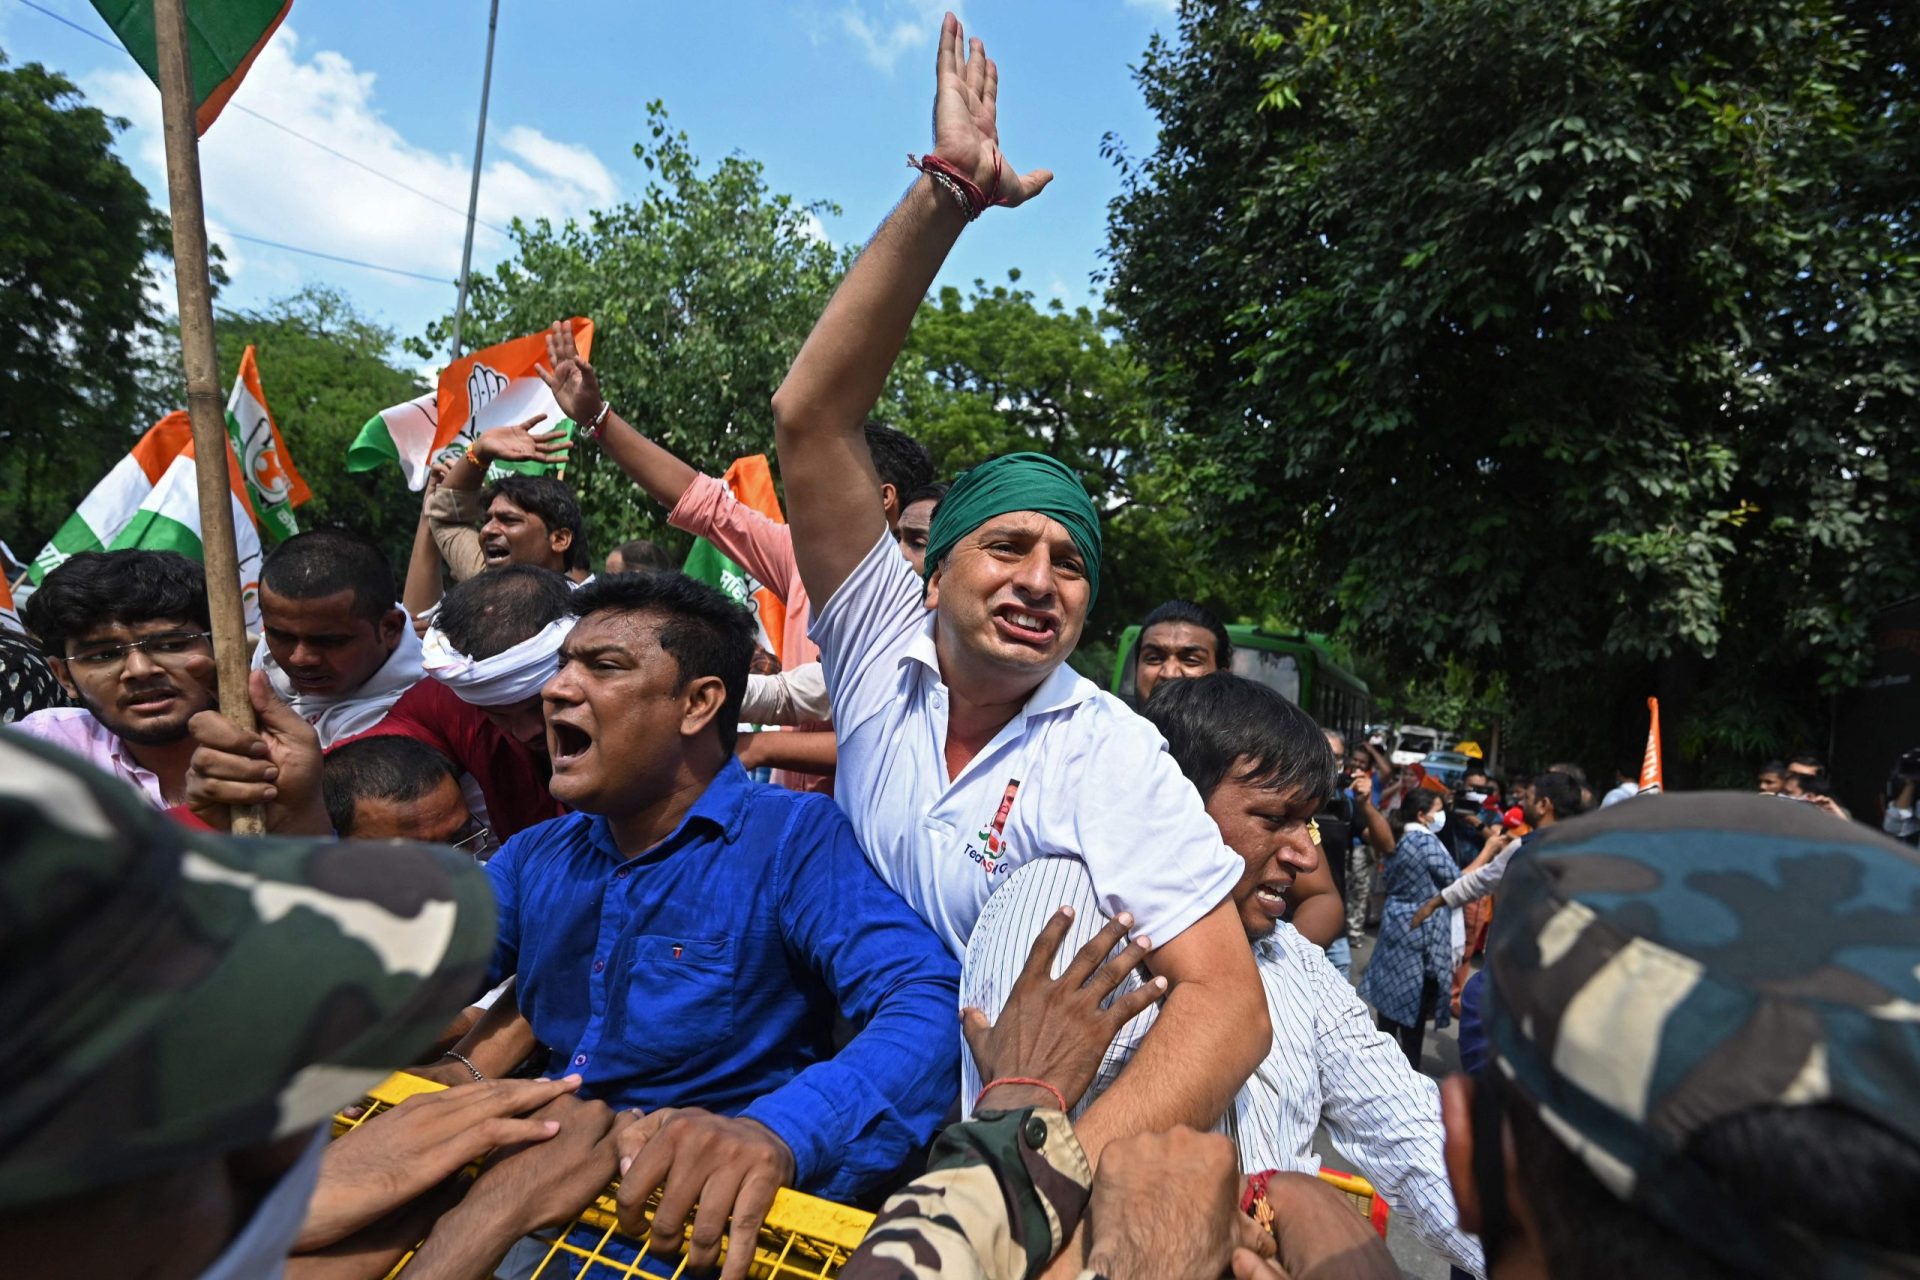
[64,630,214,673]
[451,823,497,857]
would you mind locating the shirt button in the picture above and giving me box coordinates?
[573,1053,588,1068]
[614,866,630,879]
[1023,1116,1048,1149]
[593,959,605,973]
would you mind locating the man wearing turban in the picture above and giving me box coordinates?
[767,12,1271,1170]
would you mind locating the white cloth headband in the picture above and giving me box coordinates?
[420,616,576,708]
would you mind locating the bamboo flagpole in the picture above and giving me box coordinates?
[152,0,265,834]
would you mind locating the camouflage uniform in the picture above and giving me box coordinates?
[843,1108,1093,1280]
[1484,792,1920,1278]
[0,728,496,1211]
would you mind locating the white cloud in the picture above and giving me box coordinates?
[83,25,621,294]
[799,210,831,245]
[1123,0,1179,13]
[837,0,955,74]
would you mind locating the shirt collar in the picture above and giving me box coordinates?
[587,757,755,863]
[902,614,1096,722]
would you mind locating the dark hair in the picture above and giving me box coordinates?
[612,539,675,573]
[864,422,935,500]
[436,565,573,661]
[485,475,588,572]
[1141,673,1336,806]
[1531,770,1584,818]
[1759,759,1788,776]
[1790,753,1825,771]
[1547,760,1591,793]
[1140,600,1234,668]
[322,735,460,836]
[1392,787,1444,840]
[260,527,395,623]
[569,572,754,753]
[902,480,950,512]
[22,550,209,658]
[1493,1068,1920,1279]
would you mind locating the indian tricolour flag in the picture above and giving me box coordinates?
[346,318,595,491]
[88,0,290,134]
[682,455,790,665]
[25,412,266,631]
[225,344,310,543]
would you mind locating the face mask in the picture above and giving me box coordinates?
[195,1126,329,1280]
[1427,809,1448,832]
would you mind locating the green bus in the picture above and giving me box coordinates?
[1110,625,1374,747]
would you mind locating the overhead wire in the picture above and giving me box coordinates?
[10,0,505,282]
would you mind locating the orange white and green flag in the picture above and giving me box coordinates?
[25,412,266,631]
[225,344,310,544]
[346,319,595,491]
[88,0,290,134]
[681,455,790,664]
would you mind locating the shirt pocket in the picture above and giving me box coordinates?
[619,934,736,1073]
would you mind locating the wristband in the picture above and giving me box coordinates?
[975,1076,1067,1113]
[579,401,612,440]
[906,148,1006,221]
[441,1050,486,1082]
[463,443,483,468]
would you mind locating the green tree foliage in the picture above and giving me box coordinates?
[421,105,847,561]
[1105,0,1920,773]
[0,54,172,555]
[149,287,430,568]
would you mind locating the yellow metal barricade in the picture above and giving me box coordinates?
[1314,1167,1391,1239]
[333,1074,874,1279]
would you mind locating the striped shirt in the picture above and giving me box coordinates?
[961,857,1485,1277]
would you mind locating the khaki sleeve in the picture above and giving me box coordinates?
[841,1109,1092,1280]
[426,486,489,583]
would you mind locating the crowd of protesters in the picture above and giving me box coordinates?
[2,14,1918,1280]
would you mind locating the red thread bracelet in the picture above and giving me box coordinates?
[976,1076,1067,1112]
[906,150,1007,221]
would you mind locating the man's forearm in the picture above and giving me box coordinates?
[597,410,699,510]
[773,177,964,605]
[1358,800,1394,854]
[740,730,838,777]
[1072,972,1267,1164]
[403,511,445,621]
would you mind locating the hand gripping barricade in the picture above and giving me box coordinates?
[334,1074,874,1279]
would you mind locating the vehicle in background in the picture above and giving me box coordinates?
[1419,750,1475,788]
[1391,724,1443,766]
[1112,625,1373,748]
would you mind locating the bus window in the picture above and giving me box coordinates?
[1232,649,1301,704]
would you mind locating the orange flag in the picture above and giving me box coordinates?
[433,319,595,463]
[681,456,789,665]
[1639,697,1664,794]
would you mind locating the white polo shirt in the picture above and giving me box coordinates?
[811,531,1243,958]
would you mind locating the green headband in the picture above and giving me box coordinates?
[923,452,1102,604]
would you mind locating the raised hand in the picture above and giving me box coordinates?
[930,12,1052,207]
[535,321,605,425]
[961,906,1165,1113]
[472,414,567,468]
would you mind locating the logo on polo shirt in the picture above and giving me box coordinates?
[964,778,1022,876]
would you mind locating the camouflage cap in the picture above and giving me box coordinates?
[1484,792,1920,1276]
[0,729,496,1211]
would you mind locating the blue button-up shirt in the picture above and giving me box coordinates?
[485,759,960,1201]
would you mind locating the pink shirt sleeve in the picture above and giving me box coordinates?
[667,472,817,667]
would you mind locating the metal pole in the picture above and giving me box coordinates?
[450,0,501,360]
[152,0,264,834]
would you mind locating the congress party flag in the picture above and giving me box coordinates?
[345,319,594,491]
[681,455,789,665]
[0,575,20,634]
[26,412,266,631]
[225,344,310,544]
[88,0,290,134]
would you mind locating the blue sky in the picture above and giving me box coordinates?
[2,0,1174,367]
